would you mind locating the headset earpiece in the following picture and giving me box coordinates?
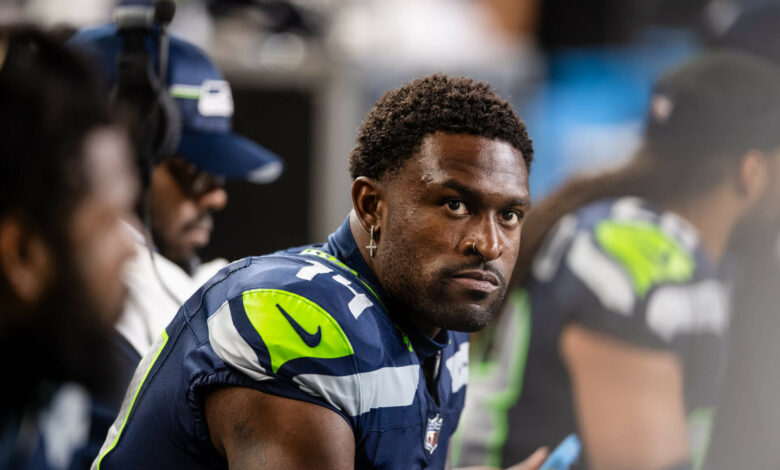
[153,90,181,165]
[112,0,179,184]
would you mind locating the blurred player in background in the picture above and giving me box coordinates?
[0,26,137,469]
[90,74,548,470]
[702,3,780,468]
[454,51,780,470]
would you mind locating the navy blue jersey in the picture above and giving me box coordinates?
[1,382,95,470]
[92,219,469,470]
[453,197,729,469]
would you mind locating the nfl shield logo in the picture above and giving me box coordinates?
[424,414,443,454]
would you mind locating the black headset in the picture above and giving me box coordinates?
[111,1,194,306]
[111,0,180,190]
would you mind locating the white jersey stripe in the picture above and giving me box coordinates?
[566,231,635,315]
[208,301,271,381]
[646,280,729,341]
[294,364,420,417]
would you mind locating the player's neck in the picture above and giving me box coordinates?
[400,311,441,339]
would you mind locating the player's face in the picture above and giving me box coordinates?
[68,127,138,328]
[376,132,530,335]
[30,127,138,391]
[150,155,227,266]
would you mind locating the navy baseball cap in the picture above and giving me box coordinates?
[69,24,283,183]
[645,50,780,160]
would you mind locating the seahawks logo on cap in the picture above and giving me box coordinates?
[169,79,234,118]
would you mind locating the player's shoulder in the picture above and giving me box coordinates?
[583,197,700,292]
[253,248,380,321]
[202,249,372,307]
[202,248,397,373]
[534,197,704,314]
[200,249,418,421]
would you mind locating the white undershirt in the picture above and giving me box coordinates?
[115,222,227,357]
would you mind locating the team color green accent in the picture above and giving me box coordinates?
[594,221,695,298]
[688,407,715,470]
[168,85,201,100]
[482,288,533,467]
[95,329,169,470]
[450,288,532,467]
[242,289,354,373]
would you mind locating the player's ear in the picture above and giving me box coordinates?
[0,215,54,305]
[351,176,384,234]
[737,150,768,203]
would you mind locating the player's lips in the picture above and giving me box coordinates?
[183,218,212,245]
[451,270,500,293]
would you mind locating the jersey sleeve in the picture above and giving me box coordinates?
[534,214,701,349]
[203,257,366,428]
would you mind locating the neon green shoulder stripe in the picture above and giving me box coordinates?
[95,329,169,469]
[242,289,354,373]
[688,407,716,470]
[481,288,533,467]
[450,288,532,467]
[594,220,695,298]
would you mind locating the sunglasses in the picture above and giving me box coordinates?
[165,155,225,199]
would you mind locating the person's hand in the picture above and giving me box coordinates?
[504,447,549,470]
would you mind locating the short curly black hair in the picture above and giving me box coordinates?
[349,74,533,180]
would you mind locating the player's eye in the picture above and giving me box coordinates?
[500,209,523,224]
[445,200,468,215]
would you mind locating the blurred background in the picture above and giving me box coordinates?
[0,0,768,260]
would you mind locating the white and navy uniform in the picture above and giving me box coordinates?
[92,218,469,469]
[453,197,730,469]
[0,382,94,470]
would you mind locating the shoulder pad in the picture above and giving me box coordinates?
[561,200,697,316]
[593,219,695,298]
[208,251,388,374]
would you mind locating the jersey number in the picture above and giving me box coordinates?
[296,260,374,319]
